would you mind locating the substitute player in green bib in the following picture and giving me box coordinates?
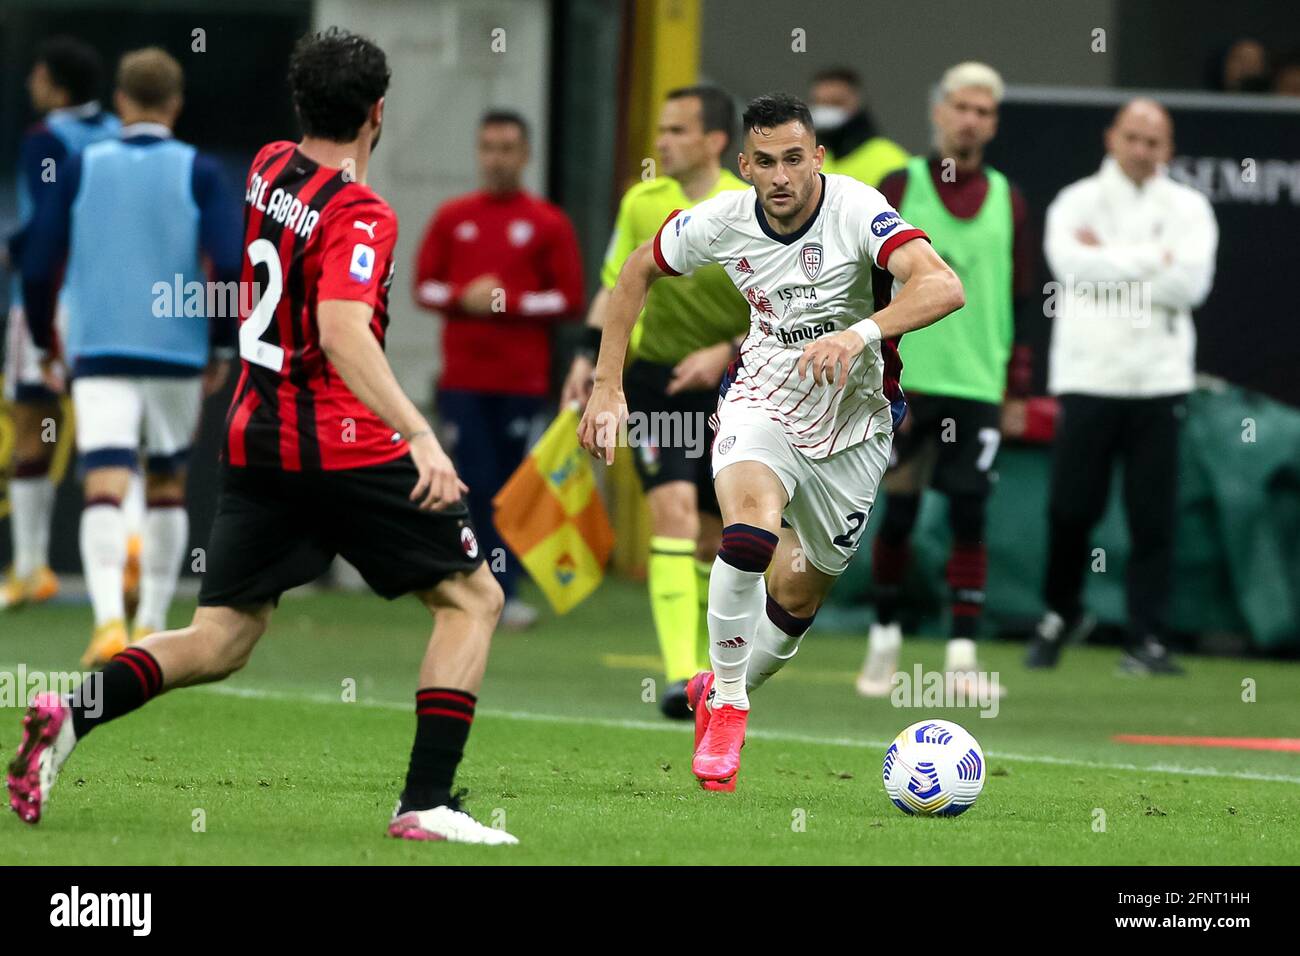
[562,86,749,719]
[855,62,1036,698]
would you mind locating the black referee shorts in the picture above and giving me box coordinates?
[197,456,485,607]
[623,358,719,515]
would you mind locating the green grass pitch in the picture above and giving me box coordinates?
[2,578,1298,865]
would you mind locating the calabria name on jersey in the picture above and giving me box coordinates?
[226,141,405,471]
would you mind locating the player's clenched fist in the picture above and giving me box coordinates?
[407,432,469,511]
[797,329,866,388]
[577,384,627,465]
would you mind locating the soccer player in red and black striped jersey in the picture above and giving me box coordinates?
[7,28,517,846]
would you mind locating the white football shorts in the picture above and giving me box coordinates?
[710,401,891,575]
[72,375,203,472]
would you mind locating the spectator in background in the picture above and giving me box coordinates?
[855,62,1034,699]
[414,111,584,630]
[1207,38,1271,93]
[1272,52,1300,96]
[1026,98,1218,675]
[808,66,908,187]
[22,48,241,666]
[2,36,119,610]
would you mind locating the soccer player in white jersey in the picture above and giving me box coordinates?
[579,94,964,790]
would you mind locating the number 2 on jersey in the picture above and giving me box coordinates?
[240,238,285,372]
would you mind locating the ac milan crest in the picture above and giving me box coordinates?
[800,243,823,280]
[460,526,480,559]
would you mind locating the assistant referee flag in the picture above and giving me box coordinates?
[492,408,616,614]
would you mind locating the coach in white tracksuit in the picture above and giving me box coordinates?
[1027,97,1218,675]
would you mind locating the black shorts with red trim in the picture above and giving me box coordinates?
[197,457,484,607]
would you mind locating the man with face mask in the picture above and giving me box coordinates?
[809,67,909,188]
[1025,98,1218,675]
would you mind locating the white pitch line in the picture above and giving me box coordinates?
[199,683,1300,786]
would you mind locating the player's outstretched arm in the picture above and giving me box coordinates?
[577,241,667,464]
[319,299,466,511]
[559,286,612,410]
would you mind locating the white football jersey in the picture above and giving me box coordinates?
[653,173,928,459]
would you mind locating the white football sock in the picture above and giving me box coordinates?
[746,598,812,692]
[80,503,127,626]
[707,558,766,709]
[10,476,55,578]
[134,504,188,632]
[122,474,146,536]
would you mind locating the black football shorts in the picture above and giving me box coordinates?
[888,392,1003,497]
[198,456,485,607]
[623,358,720,515]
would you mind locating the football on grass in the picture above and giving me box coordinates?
[883,719,985,816]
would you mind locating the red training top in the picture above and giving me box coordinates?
[413,189,584,396]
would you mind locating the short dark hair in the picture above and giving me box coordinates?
[288,27,390,142]
[480,109,529,140]
[742,92,815,138]
[811,66,861,89]
[666,85,735,138]
[36,36,103,104]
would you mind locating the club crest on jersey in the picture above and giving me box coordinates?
[871,211,904,237]
[460,526,480,559]
[349,243,375,283]
[717,435,736,455]
[508,219,534,247]
[800,243,823,280]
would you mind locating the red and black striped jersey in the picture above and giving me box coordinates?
[225,140,407,471]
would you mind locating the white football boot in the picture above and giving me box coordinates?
[855,621,903,698]
[944,637,1007,698]
[388,798,519,845]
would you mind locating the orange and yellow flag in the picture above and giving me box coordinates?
[492,408,616,614]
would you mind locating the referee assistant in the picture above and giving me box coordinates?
[561,86,749,719]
